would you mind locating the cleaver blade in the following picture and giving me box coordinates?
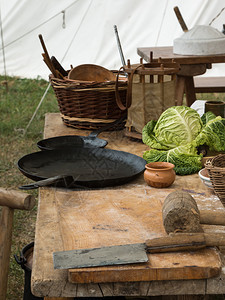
[53,243,148,269]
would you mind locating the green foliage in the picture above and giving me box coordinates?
[0,75,58,300]
[0,76,58,137]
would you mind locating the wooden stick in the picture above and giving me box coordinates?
[0,187,35,210]
[42,53,54,74]
[51,56,68,76]
[39,34,58,78]
[0,207,14,300]
[174,6,188,32]
[200,210,225,226]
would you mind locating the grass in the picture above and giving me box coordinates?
[0,75,58,299]
[0,75,225,299]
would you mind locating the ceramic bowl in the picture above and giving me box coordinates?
[198,168,213,189]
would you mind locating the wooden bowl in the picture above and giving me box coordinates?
[68,64,116,82]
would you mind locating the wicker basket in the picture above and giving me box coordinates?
[49,75,127,130]
[205,154,225,206]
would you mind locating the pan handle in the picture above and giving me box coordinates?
[19,175,89,190]
[88,115,126,138]
[19,175,66,190]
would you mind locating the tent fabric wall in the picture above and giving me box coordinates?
[1,0,225,79]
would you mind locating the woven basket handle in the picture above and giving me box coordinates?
[115,64,142,111]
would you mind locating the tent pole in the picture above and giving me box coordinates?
[0,5,8,92]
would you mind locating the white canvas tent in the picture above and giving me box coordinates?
[1,0,225,80]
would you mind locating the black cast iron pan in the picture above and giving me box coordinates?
[37,116,126,150]
[18,147,146,190]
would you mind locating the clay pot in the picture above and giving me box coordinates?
[144,162,176,188]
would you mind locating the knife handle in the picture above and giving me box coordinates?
[145,233,206,253]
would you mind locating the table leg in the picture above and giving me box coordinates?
[184,76,197,107]
[175,76,186,106]
[175,75,197,107]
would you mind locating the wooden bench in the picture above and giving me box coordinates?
[194,77,225,93]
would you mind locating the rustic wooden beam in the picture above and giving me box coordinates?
[0,188,35,300]
[0,206,14,300]
[0,187,35,210]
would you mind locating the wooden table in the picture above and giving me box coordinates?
[137,46,225,107]
[31,113,225,299]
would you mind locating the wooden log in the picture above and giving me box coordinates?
[0,207,14,300]
[0,187,35,210]
[162,190,203,234]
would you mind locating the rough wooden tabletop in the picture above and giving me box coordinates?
[31,113,225,298]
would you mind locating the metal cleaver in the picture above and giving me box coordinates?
[53,243,148,269]
[53,232,221,269]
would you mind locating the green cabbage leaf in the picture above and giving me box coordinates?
[142,120,169,150]
[142,106,203,149]
[142,105,225,175]
[195,116,225,152]
[143,143,202,175]
[201,111,216,125]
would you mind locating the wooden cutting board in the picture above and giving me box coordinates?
[54,186,222,284]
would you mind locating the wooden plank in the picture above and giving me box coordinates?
[31,181,224,296]
[48,187,221,283]
[31,188,103,298]
[137,47,225,65]
[194,77,225,93]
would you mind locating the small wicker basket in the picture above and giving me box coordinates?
[49,75,127,130]
[205,154,225,207]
